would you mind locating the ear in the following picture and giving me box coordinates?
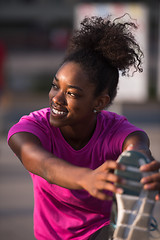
[94,94,110,112]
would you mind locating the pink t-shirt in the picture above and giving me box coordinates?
[8,108,143,240]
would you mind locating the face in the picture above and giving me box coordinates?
[49,61,98,129]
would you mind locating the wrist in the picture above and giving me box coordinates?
[76,168,93,190]
[44,157,92,190]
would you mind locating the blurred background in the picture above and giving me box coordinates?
[0,0,160,239]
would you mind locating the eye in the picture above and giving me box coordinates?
[67,91,79,98]
[67,91,75,97]
[51,83,58,90]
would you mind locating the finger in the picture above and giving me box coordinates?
[141,173,160,184]
[140,160,160,172]
[90,187,113,200]
[143,182,160,191]
[92,190,113,201]
[98,181,123,194]
[100,172,126,184]
[100,161,126,172]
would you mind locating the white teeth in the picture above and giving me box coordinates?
[52,108,66,115]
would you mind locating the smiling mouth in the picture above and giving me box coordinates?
[52,107,68,116]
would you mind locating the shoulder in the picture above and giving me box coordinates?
[21,108,50,123]
[99,110,142,133]
[8,108,52,145]
[98,110,144,157]
[16,108,52,131]
[99,110,127,127]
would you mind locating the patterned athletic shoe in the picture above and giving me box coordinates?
[113,150,158,240]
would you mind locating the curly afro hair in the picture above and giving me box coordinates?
[64,15,144,103]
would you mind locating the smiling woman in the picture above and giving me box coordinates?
[7,15,160,240]
[49,62,100,138]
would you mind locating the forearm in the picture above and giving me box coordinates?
[42,153,91,189]
[21,147,92,189]
[8,132,91,190]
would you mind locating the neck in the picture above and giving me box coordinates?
[60,116,97,150]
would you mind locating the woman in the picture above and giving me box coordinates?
[8,16,160,240]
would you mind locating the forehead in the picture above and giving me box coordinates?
[56,61,94,89]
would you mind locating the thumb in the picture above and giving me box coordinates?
[125,144,134,151]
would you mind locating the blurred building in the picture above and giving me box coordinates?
[0,0,159,98]
[0,0,159,99]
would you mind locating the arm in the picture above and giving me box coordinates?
[122,131,160,200]
[8,132,124,200]
[8,132,91,189]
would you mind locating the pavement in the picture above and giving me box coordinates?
[0,96,160,240]
[0,137,35,240]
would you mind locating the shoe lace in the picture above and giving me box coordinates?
[149,216,158,232]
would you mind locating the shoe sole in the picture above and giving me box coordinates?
[113,150,157,240]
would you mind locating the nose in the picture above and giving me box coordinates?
[52,90,66,106]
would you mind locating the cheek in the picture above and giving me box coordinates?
[64,97,80,112]
[68,99,93,114]
[49,89,55,101]
[67,100,78,110]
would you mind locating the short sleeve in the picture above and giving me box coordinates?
[112,120,143,152]
[7,108,52,151]
[102,111,144,159]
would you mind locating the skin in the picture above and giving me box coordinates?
[8,61,160,201]
[49,62,110,149]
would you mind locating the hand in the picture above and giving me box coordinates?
[80,161,125,201]
[124,143,160,200]
[140,160,160,201]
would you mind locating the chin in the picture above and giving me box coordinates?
[49,117,66,128]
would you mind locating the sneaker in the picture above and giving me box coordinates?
[113,150,158,240]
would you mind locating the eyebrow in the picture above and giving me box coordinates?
[54,75,83,92]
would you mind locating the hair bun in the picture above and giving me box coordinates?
[67,15,143,75]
